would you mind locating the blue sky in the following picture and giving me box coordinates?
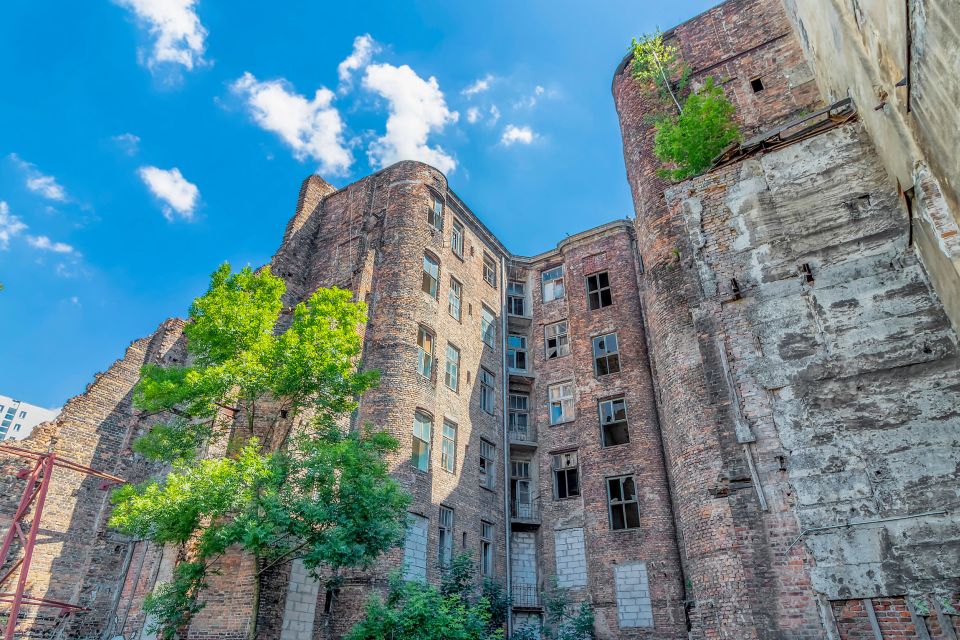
[0,0,718,408]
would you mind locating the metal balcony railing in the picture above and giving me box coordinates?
[511,498,540,522]
[508,423,536,444]
[511,583,541,608]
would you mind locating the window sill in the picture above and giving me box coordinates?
[549,419,575,427]
[553,495,581,502]
[600,441,631,449]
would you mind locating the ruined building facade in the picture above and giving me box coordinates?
[1,0,959,638]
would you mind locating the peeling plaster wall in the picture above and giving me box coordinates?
[665,121,960,603]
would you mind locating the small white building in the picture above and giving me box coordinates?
[0,395,60,441]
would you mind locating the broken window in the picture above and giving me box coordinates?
[480,521,494,577]
[441,420,457,473]
[593,333,620,376]
[444,343,460,391]
[412,411,432,472]
[548,382,574,425]
[542,266,565,302]
[479,439,496,489]
[607,475,641,530]
[508,334,528,371]
[480,368,495,414]
[480,305,496,347]
[451,219,464,257]
[586,271,613,309]
[417,326,434,379]
[508,280,525,316]
[438,506,454,568]
[599,397,629,446]
[428,194,443,230]
[552,451,580,499]
[448,277,462,321]
[509,393,530,440]
[545,321,570,359]
[483,252,497,287]
[422,253,440,298]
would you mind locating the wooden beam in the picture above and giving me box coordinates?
[863,598,884,640]
[933,597,958,640]
[905,598,931,640]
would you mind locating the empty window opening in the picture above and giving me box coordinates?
[607,475,641,530]
[593,333,621,376]
[750,77,764,92]
[586,271,613,309]
[553,452,581,499]
[545,321,570,359]
[508,334,528,371]
[599,397,630,446]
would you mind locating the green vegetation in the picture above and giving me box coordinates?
[630,32,740,181]
[511,579,594,640]
[346,554,508,640]
[109,263,410,640]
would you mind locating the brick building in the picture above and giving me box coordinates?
[1,0,959,638]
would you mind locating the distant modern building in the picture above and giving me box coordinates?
[0,395,59,441]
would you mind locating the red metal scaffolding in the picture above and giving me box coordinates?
[0,443,125,639]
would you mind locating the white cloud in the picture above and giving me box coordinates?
[466,107,482,124]
[363,63,459,174]
[337,34,379,92]
[514,85,546,109]
[26,235,77,254]
[8,153,68,202]
[489,105,501,126]
[0,202,27,250]
[500,124,536,146]
[112,133,141,155]
[138,166,199,221]
[462,74,493,97]
[231,72,353,176]
[114,0,207,71]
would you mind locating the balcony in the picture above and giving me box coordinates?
[508,423,537,450]
[511,583,541,609]
[510,498,541,528]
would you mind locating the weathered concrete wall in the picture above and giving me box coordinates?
[780,0,960,336]
[666,120,960,633]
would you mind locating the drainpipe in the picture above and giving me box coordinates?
[500,254,512,638]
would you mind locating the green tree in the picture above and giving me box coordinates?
[346,553,507,640]
[630,30,689,113]
[652,76,740,181]
[109,263,410,640]
[511,579,594,640]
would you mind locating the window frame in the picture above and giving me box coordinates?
[548,382,575,425]
[507,334,528,372]
[544,321,570,359]
[411,411,432,472]
[598,397,630,447]
[422,253,440,299]
[542,265,565,302]
[552,451,581,500]
[451,219,465,258]
[479,439,496,490]
[480,305,496,348]
[586,271,613,310]
[479,367,496,414]
[441,420,457,473]
[508,393,529,437]
[507,280,525,316]
[592,332,621,376]
[607,474,641,530]
[448,276,462,321]
[438,505,454,568]
[443,343,460,392]
[428,193,444,231]
[480,520,494,577]
[482,252,497,288]
[416,326,435,380]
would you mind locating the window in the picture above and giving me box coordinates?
[552,452,580,499]
[607,475,641,530]
[483,253,497,287]
[438,506,454,568]
[18,411,26,419]
[444,343,460,391]
[480,305,496,347]
[479,439,496,489]
[548,382,574,425]
[542,266,565,302]
[417,326,434,379]
[428,194,443,230]
[545,321,570,359]
[422,254,440,298]
[586,271,613,309]
[599,398,630,446]
[451,220,465,258]
[441,420,457,473]
[507,334,527,371]
[412,412,432,471]
[480,521,494,577]
[479,368,495,414]
[508,281,525,316]
[448,277,462,321]
[508,394,529,438]
[511,460,533,518]
[593,333,621,376]
[750,77,764,92]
